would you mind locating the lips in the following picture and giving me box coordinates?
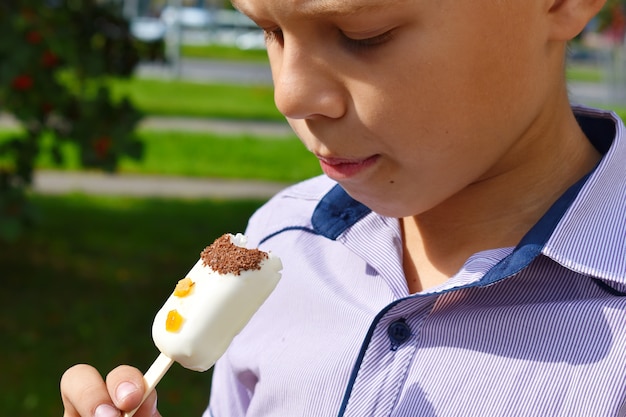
[316,154,379,180]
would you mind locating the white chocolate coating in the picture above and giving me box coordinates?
[152,234,282,371]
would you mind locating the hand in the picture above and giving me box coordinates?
[61,364,160,417]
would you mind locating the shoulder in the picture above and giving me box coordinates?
[245,175,338,246]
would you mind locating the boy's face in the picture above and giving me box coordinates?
[233,0,564,217]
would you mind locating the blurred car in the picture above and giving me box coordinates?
[235,30,266,50]
[131,17,167,42]
[160,6,214,29]
[130,17,167,62]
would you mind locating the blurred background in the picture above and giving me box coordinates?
[0,1,624,416]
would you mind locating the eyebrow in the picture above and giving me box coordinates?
[231,0,395,19]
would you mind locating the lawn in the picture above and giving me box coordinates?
[0,194,265,417]
[0,129,321,183]
[181,43,269,62]
[566,61,606,83]
[109,78,282,121]
[113,131,320,182]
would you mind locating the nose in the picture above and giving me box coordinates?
[271,42,347,120]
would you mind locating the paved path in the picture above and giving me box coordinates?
[138,116,293,136]
[32,170,290,199]
[136,58,274,85]
[0,113,293,137]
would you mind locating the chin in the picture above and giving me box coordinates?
[343,186,416,219]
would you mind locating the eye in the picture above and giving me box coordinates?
[340,29,394,51]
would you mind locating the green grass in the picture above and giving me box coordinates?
[109,78,283,121]
[0,194,265,417]
[181,44,269,62]
[566,64,605,83]
[116,131,320,182]
[20,130,321,183]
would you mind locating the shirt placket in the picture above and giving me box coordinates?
[341,297,436,417]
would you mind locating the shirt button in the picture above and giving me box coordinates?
[387,319,411,349]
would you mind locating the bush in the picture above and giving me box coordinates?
[0,0,144,241]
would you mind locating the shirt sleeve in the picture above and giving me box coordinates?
[204,356,252,417]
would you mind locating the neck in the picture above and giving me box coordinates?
[401,104,601,294]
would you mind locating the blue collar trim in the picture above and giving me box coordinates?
[310,168,588,252]
[575,112,615,154]
[311,184,372,240]
[479,171,590,286]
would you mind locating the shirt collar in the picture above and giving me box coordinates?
[543,106,626,283]
[312,184,371,240]
[311,106,626,283]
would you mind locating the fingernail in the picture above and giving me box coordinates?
[94,404,121,417]
[116,382,139,402]
[152,397,159,417]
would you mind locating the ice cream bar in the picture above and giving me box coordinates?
[124,233,282,417]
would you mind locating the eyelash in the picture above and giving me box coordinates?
[341,30,394,51]
[263,28,394,52]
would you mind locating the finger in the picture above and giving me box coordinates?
[61,364,119,417]
[128,389,159,417]
[105,365,157,416]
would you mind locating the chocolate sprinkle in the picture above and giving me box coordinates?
[200,234,268,275]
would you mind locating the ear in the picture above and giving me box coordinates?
[547,0,607,40]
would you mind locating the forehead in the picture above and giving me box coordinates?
[231,0,395,17]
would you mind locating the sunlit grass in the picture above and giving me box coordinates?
[567,64,605,83]
[108,78,282,121]
[116,131,320,182]
[181,43,269,62]
[16,130,320,183]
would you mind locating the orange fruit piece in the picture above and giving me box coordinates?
[174,277,195,297]
[166,309,184,332]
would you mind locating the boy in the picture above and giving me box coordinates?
[61,0,626,416]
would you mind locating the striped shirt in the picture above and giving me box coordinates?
[207,106,626,417]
